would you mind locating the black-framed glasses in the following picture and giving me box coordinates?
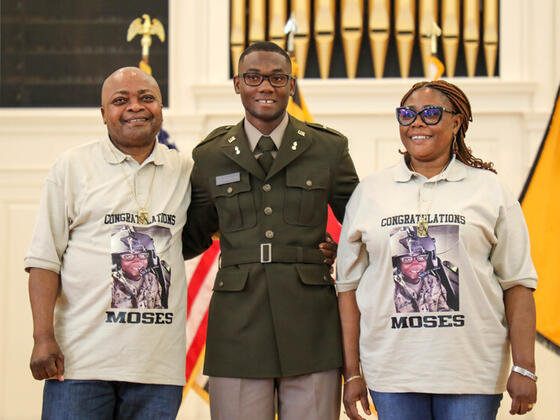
[239,72,292,87]
[396,106,456,126]
[400,254,429,264]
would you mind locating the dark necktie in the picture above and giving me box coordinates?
[256,135,276,173]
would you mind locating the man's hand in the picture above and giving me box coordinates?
[30,336,64,381]
[342,377,371,420]
[319,233,337,268]
[507,371,536,415]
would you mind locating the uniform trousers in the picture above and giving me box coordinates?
[209,369,341,420]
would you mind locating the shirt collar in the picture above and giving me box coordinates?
[392,154,467,183]
[102,136,165,166]
[243,112,289,152]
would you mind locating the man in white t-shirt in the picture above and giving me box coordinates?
[25,67,190,419]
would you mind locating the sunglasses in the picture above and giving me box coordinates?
[396,106,456,126]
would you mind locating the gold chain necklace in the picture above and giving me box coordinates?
[108,144,157,225]
[410,161,446,237]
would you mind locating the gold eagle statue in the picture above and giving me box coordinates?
[127,14,165,75]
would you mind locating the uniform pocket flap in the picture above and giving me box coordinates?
[286,167,329,190]
[211,172,251,197]
[213,267,249,291]
[296,264,334,286]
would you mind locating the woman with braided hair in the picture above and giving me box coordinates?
[336,80,537,419]
[399,80,496,174]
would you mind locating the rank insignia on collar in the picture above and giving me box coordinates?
[297,129,305,136]
[227,136,236,143]
[291,141,298,150]
[234,145,240,155]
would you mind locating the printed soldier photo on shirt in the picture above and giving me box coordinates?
[110,225,171,309]
[390,225,460,313]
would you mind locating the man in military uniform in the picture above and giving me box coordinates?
[111,226,171,309]
[183,41,359,420]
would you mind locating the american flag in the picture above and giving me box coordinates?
[184,240,219,401]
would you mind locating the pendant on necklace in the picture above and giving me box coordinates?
[417,217,429,237]
[138,209,149,225]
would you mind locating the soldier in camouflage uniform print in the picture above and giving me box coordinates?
[111,226,170,309]
[391,226,452,313]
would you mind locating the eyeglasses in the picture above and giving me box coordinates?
[121,252,149,261]
[400,254,429,264]
[396,106,456,126]
[240,72,292,87]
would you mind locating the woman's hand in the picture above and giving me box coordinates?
[507,370,536,415]
[503,285,537,415]
[319,233,337,268]
[342,377,371,420]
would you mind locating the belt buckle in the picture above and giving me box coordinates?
[260,243,272,263]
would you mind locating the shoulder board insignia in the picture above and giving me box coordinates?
[197,125,233,147]
[305,121,343,137]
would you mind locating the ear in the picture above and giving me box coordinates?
[289,76,295,97]
[233,76,241,94]
[100,107,107,125]
[452,114,462,136]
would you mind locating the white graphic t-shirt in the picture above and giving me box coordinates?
[336,157,537,394]
[25,138,191,385]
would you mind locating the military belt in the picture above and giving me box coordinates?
[220,244,325,267]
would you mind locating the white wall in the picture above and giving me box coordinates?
[1,0,559,418]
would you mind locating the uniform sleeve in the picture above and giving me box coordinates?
[336,185,369,292]
[329,136,359,223]
[182,149,219,260]
[24,166,69,274]
[491,200,538,290]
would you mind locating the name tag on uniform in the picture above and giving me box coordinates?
[215,172,240,185]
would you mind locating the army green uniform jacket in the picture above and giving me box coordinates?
[183,115,359,378]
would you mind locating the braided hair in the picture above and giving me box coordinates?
[400,80,496,173]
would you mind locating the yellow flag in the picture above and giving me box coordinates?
[285,52,377,416]
[287,58,314,123]
[520,87,560,351]
[428,55,445,81]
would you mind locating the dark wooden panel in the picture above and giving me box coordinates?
[1,0,168,107]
